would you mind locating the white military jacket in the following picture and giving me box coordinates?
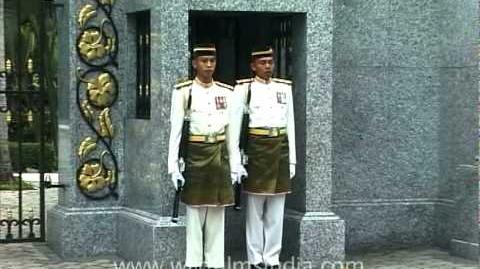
[230,76,296,169]
[167,78,236,174]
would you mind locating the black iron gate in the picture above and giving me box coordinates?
[0,0,58,243]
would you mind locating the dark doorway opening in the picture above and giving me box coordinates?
[189,11,300,85]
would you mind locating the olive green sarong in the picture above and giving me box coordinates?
[244,134,290,194]
[181,141,234,206]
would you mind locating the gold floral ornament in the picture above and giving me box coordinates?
[78,4,97,29]
[75,0,118,199]
[81,100,95,122]
[78,19,116,62]
[100,18,116,54]
[99,108,114,138]
[78,136,97,160]
[86,72,117,108]
[78,28,114,61]
[78,152,114,193]
[106,36,116,54]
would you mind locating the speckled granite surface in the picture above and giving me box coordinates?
[332,0,479,259]
[47,0,479,265]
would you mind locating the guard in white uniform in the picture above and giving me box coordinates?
[230,46,296,269]
[167,44,237,269]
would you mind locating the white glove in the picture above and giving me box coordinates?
[230,172,238,185]
[230,164,247,185]
[170,169,185,191]
[237,164,248,178]
[290,164,296,179]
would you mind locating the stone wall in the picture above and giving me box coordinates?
[332,0,479,258]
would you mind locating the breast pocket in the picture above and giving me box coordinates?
[249,96,263,111]
[190,97,209,113]
[277,103,288,115]
[215,106,228,124]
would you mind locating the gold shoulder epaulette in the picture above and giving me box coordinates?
[236,78,253,85]
[174,79,193,89]
[272,78,292,85]
[215,81,234,91]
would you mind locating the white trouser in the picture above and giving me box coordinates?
[246,194,286,266]
[185,206,225,268]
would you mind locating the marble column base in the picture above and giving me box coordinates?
[449,238,479,261]
[48,206,344,265]
[47,206,185,262]
[282,210,345,267]
[117,207,185,264]
[47,205,119,259]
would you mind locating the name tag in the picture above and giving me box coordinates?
[277,92,287,104]
[215,96,227,110]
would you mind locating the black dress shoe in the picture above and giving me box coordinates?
[250,263,265,269]
[265,265,279,269]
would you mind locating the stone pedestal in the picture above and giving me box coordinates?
[47,206,119,258]
[117,208,185,264]
[283,211,345,265]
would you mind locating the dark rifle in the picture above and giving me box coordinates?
[171,87,192,223]
[171,180,182,223]
[234,83,251,211]
[233,181,242,211]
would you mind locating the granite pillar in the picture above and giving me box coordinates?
[118,0,189,263]
[47,0,127,259]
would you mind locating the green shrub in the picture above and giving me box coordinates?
[8,142,57,172]
[0,179,35,190]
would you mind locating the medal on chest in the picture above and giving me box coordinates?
[276,92,287,104]
[215,96,227,110]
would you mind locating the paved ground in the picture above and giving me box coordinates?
[1,174,478,268]
[0,243,117,269]
[0,244,478,269]
[348,248,478,269]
